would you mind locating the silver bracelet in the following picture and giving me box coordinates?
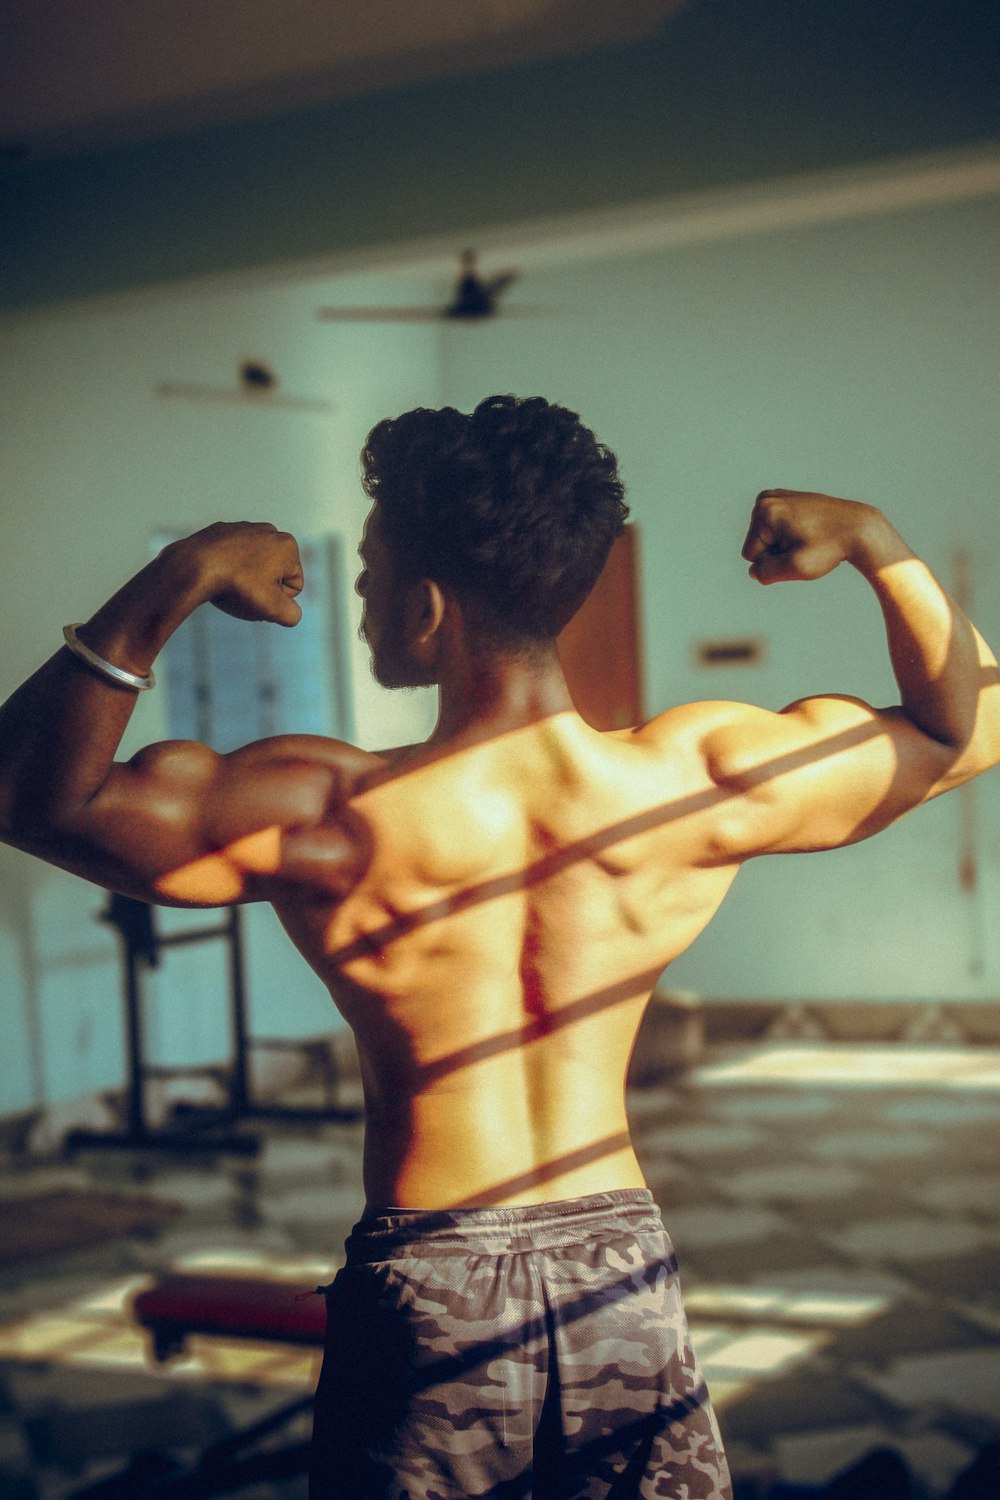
[62,624,156,692]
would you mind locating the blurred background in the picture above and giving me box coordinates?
[1,2,999,1496]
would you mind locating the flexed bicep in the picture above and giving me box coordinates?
[701,696,961,859]
[42,736,366,907]
[0,518,321,900]
[717,487,1000,856]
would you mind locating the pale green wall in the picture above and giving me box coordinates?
[2,184,999,1120]
[440,192,1000,1000]
[0,273,439,1112]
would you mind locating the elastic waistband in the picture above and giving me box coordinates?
[343,1188,662,1261]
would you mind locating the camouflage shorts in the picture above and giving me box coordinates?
[310,1188,732,1500]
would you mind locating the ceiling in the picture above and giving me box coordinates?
[1,0,688,160]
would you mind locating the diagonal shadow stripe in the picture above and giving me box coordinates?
[445,1131,633,1208]
[416,966,667,1087]
[329,716,896,963]
[401,1254,679,1395]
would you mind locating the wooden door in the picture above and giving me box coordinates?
[557,525,644,731]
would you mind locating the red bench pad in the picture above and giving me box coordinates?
[133,1273,329,1358]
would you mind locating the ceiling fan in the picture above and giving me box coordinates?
[317,250,546,323]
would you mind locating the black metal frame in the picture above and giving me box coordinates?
[65,894,360,1157]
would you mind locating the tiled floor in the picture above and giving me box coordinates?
[0,1042,997,1498]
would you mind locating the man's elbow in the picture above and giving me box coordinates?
[941,739,1000,794]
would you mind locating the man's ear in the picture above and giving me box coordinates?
[406,579,447,654]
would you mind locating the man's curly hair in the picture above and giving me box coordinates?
[360,395,629,648]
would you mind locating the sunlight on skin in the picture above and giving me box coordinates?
[146,672,1000,923]
[877,559,955,679]
[445,1130,633,1209]
[141,711,882,914]
[412,966,667,1086]
[325,717,892,966]
[155,824,284,903]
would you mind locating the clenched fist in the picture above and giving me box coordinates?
[741,489,881,585]
[170,521,304,626]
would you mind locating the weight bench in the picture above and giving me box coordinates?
[68,1272,332,1498]
[133,1271,329,1361]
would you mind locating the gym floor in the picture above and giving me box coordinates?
[0,1040,998,1499]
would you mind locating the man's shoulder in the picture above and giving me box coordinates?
[627,699,767,753]
[622,701,797,808]
[222,733,389,797]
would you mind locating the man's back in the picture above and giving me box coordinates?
[273,708,740,1209]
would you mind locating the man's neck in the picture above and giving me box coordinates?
[429,645,576,745]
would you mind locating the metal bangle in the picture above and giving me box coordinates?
[62,624,156,692]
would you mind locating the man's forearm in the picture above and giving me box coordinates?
[0,542,211,837]
[849,510,1000,757]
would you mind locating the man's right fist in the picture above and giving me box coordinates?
[741,490,878,585]
[174,521,304,626]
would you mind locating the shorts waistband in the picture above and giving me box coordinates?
[343,1188,662,1261]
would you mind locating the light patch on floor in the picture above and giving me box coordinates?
[683,1326,833,1404]
[0,1314,113,1359]
[173,1249,336,1281]
[702,1328,829,1376]
[173,1338,321,1387]
[693,1044,1000,1088]
[73,1276,154,1317]
[0,1254,330,1391]
[695,1376,757,1411]
[57,1327,163,1371]
[744,1265,913,1302]
[676,1323,832,1415]
[684,1283,893,1327]
[685,1283,891,1410]
[686,1283,895,1415]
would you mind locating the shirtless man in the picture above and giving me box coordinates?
[1,394,998,1500]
